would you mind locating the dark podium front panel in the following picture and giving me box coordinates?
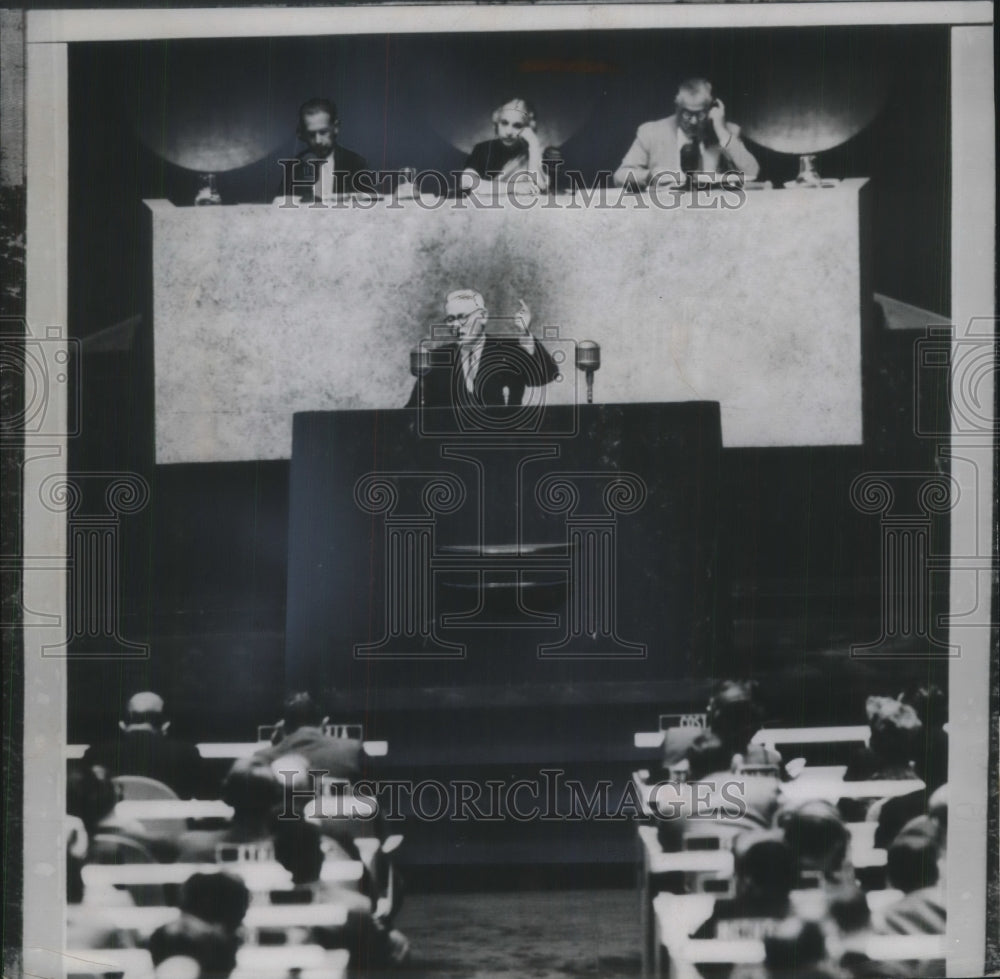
[286,403,723,698]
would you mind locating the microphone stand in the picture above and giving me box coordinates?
[575,341,601,405]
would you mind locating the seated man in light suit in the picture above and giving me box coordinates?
[613,78,760,189]
[406,289,558,409]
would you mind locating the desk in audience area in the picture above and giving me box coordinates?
[148,180,869,463]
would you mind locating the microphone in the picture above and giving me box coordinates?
[411,345,432,408]
[575,341,601,404]
[411,346,432,376]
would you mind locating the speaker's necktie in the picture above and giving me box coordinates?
[680,140,701,182]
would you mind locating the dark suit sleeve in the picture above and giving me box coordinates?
[276,156,314,203]
[406,379,421,408]
[530,339,559,386]
[180,743,206,799]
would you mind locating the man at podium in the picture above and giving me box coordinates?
[406,289,558,409]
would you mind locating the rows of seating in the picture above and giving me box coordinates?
[66,691,408,979]
[64,944,351,979]
[631,681,948,979]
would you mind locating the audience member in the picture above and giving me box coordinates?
[179,871,251,935]
[844,697,922,783]
[841,696,923,821]
[902,684,948,791]
[822,883,910,979]
[176,763,283,862]
[761,919,843,979]
[661,680,781,779]
[871,687,947,843]
[83,691,204,799]
[777,799,851,884]
[66,760,178,862]
[655,765,782,854]
[272,819,410,966]
[683,731,734,781]
[148,872,248,979]
[690,831,796,939]
[877,834,945,935]
[149,915,240,979]
[249,692,364,783]
[706,681,779,766]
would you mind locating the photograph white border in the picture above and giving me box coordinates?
[20,6,995,976]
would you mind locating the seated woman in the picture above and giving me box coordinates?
[459,98,564,195]
[842,696,923,821]
[844,697,923,782]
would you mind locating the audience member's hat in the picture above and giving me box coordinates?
[865,696,921,734]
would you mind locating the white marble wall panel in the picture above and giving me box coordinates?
[150,180,867,462]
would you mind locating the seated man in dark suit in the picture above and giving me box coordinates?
[175,764,283,862]
[277,97,371,203]
[83,691,204,799]
[406,289,558,410]
[272,819,410,966]
[249,691,365,784]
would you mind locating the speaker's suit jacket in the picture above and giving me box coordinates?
[407,337,558,409]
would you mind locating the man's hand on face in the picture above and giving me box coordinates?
[514,299,537,352]
[708,98,728,142]
[514,298,532,334]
